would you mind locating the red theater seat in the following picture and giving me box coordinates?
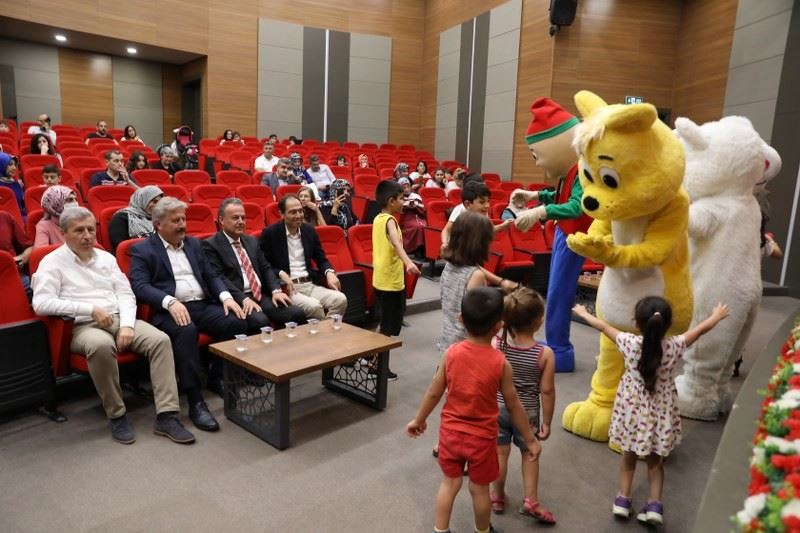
[314,225,366,325]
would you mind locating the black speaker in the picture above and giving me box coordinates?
[550,0,578,26]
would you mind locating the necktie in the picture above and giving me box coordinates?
[233,241,262,301]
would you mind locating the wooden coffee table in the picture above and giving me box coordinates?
[209,322,401,449]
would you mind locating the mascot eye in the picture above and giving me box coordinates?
[600,167,620,189]
[583,167,594,183]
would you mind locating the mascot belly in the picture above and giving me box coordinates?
[561,90,692,443]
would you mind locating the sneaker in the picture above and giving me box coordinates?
[612,495,632,519]
[110,415,135,444]
[387,369,398,381]
[636,501,663,525]
[154,413,196,444]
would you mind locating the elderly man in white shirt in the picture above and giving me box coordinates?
[32,207,194,445]
[27,113,57,144]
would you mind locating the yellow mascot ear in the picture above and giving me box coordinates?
[605,103,657,133]
[574,90,607,118]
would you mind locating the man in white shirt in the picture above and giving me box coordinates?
[129,197,248,430]
[303,154,335,199]
[32,207,194,445]
[27,114,57,144]
[253,141,279,173]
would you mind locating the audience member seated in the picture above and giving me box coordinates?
[129,197,248,425]
[425,166,447,189]
[219,129,234,144]
[41,164,61,187]
[409,160,431,189]
[304,155,335,199]
[30,133,63,166]
[356,153,372,169]
[232,131,244,144]
[398,177,425,255]
[85,120,115,142]
[34,185,77,248]
[253,141,279,173]
[0,210,32,298]
[259,195,347,320]
[90,150,139,188]
[108,185,164,254]
[297,185,326,227]
[267,133,279,144]
[0,120,12,133]
[393,162,410,181]
[150,146,181,176]
[289,152,307,180]
[335,154,348,167]
[27,114,57,144]
[32,206,195,445]
[261,157,291,194]
[320,179,359,233]
[444,167,462,193]
[287,135,301,147]
[127,151,149,173]
[0,153,24,216]
[121,125,144,144]
[203,198,306,334]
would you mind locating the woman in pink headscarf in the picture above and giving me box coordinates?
[34,185,78,247]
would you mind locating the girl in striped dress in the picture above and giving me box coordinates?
[491,287,556,524]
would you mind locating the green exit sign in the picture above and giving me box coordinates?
[625,95,645,104]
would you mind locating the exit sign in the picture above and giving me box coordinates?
[625,95,645,104]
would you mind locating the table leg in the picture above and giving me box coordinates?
[223,360,290,449]
[322,350,388,410]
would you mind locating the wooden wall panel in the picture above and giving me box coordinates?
[162,64,181,143]
[58,48,113,127]
[672,0,737,124]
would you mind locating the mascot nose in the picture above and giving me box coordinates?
[583,196,599,211]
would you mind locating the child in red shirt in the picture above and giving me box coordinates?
[407,287,540,533]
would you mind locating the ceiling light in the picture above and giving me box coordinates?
[54,34,67,42]
[126,47,138,54]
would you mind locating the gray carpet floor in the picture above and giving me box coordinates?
[1,295,798,533]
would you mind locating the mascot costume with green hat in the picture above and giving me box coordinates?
[513,97,593,373]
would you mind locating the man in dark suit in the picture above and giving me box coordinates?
[203,198,306,331]
[259,195,347,320]
[129,196,248,432]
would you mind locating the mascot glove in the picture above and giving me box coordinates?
[515,205,547,232]
[511,188,538,203]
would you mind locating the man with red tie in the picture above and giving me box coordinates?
[202,198,306,333]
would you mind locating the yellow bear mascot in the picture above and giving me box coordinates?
[562,91,693,442]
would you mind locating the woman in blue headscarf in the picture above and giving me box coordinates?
[0,153,25,216]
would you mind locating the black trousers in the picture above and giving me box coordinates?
[151,300,248,399]
[243,293,307,332]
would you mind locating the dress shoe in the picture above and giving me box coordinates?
[207,377,225,398]
[189,401,220,432]
[154,413,196,444]
[110,414,136,444]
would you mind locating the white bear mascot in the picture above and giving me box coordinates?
[674,116,765,421]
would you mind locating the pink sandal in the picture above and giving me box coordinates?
[520,497,556,524]
[490,492,505,514]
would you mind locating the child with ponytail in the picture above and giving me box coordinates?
[573,297,729,525]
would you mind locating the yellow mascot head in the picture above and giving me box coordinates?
[571,91,685,221]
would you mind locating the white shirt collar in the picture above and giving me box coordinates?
[285,223,301,238]
[223,230,241,245]
[158,233,184,251]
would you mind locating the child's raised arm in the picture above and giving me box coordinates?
[538,346,556,440]
[499,361,541,460]
[683,303,729,347]
[572,304,621,342]
[406,351,448,438]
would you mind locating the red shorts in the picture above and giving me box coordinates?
[437,427,498,485]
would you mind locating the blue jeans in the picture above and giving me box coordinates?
[545,226,585,373]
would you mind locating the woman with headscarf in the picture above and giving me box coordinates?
[320,179,359,233]
[34,185,77,247]
[397,177,426,255]
[393,162,410,181]
[0,153,25,216]
[356,153,372,169]
[108,185,164,253]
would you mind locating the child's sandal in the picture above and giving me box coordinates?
[520,497,556,524]
[490,492,505,514]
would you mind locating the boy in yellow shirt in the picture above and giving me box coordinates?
[373,180,421,380]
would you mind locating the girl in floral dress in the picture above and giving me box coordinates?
[573,297,729,526]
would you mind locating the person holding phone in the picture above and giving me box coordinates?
[27,114,57,144]
[320,179,359,233]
